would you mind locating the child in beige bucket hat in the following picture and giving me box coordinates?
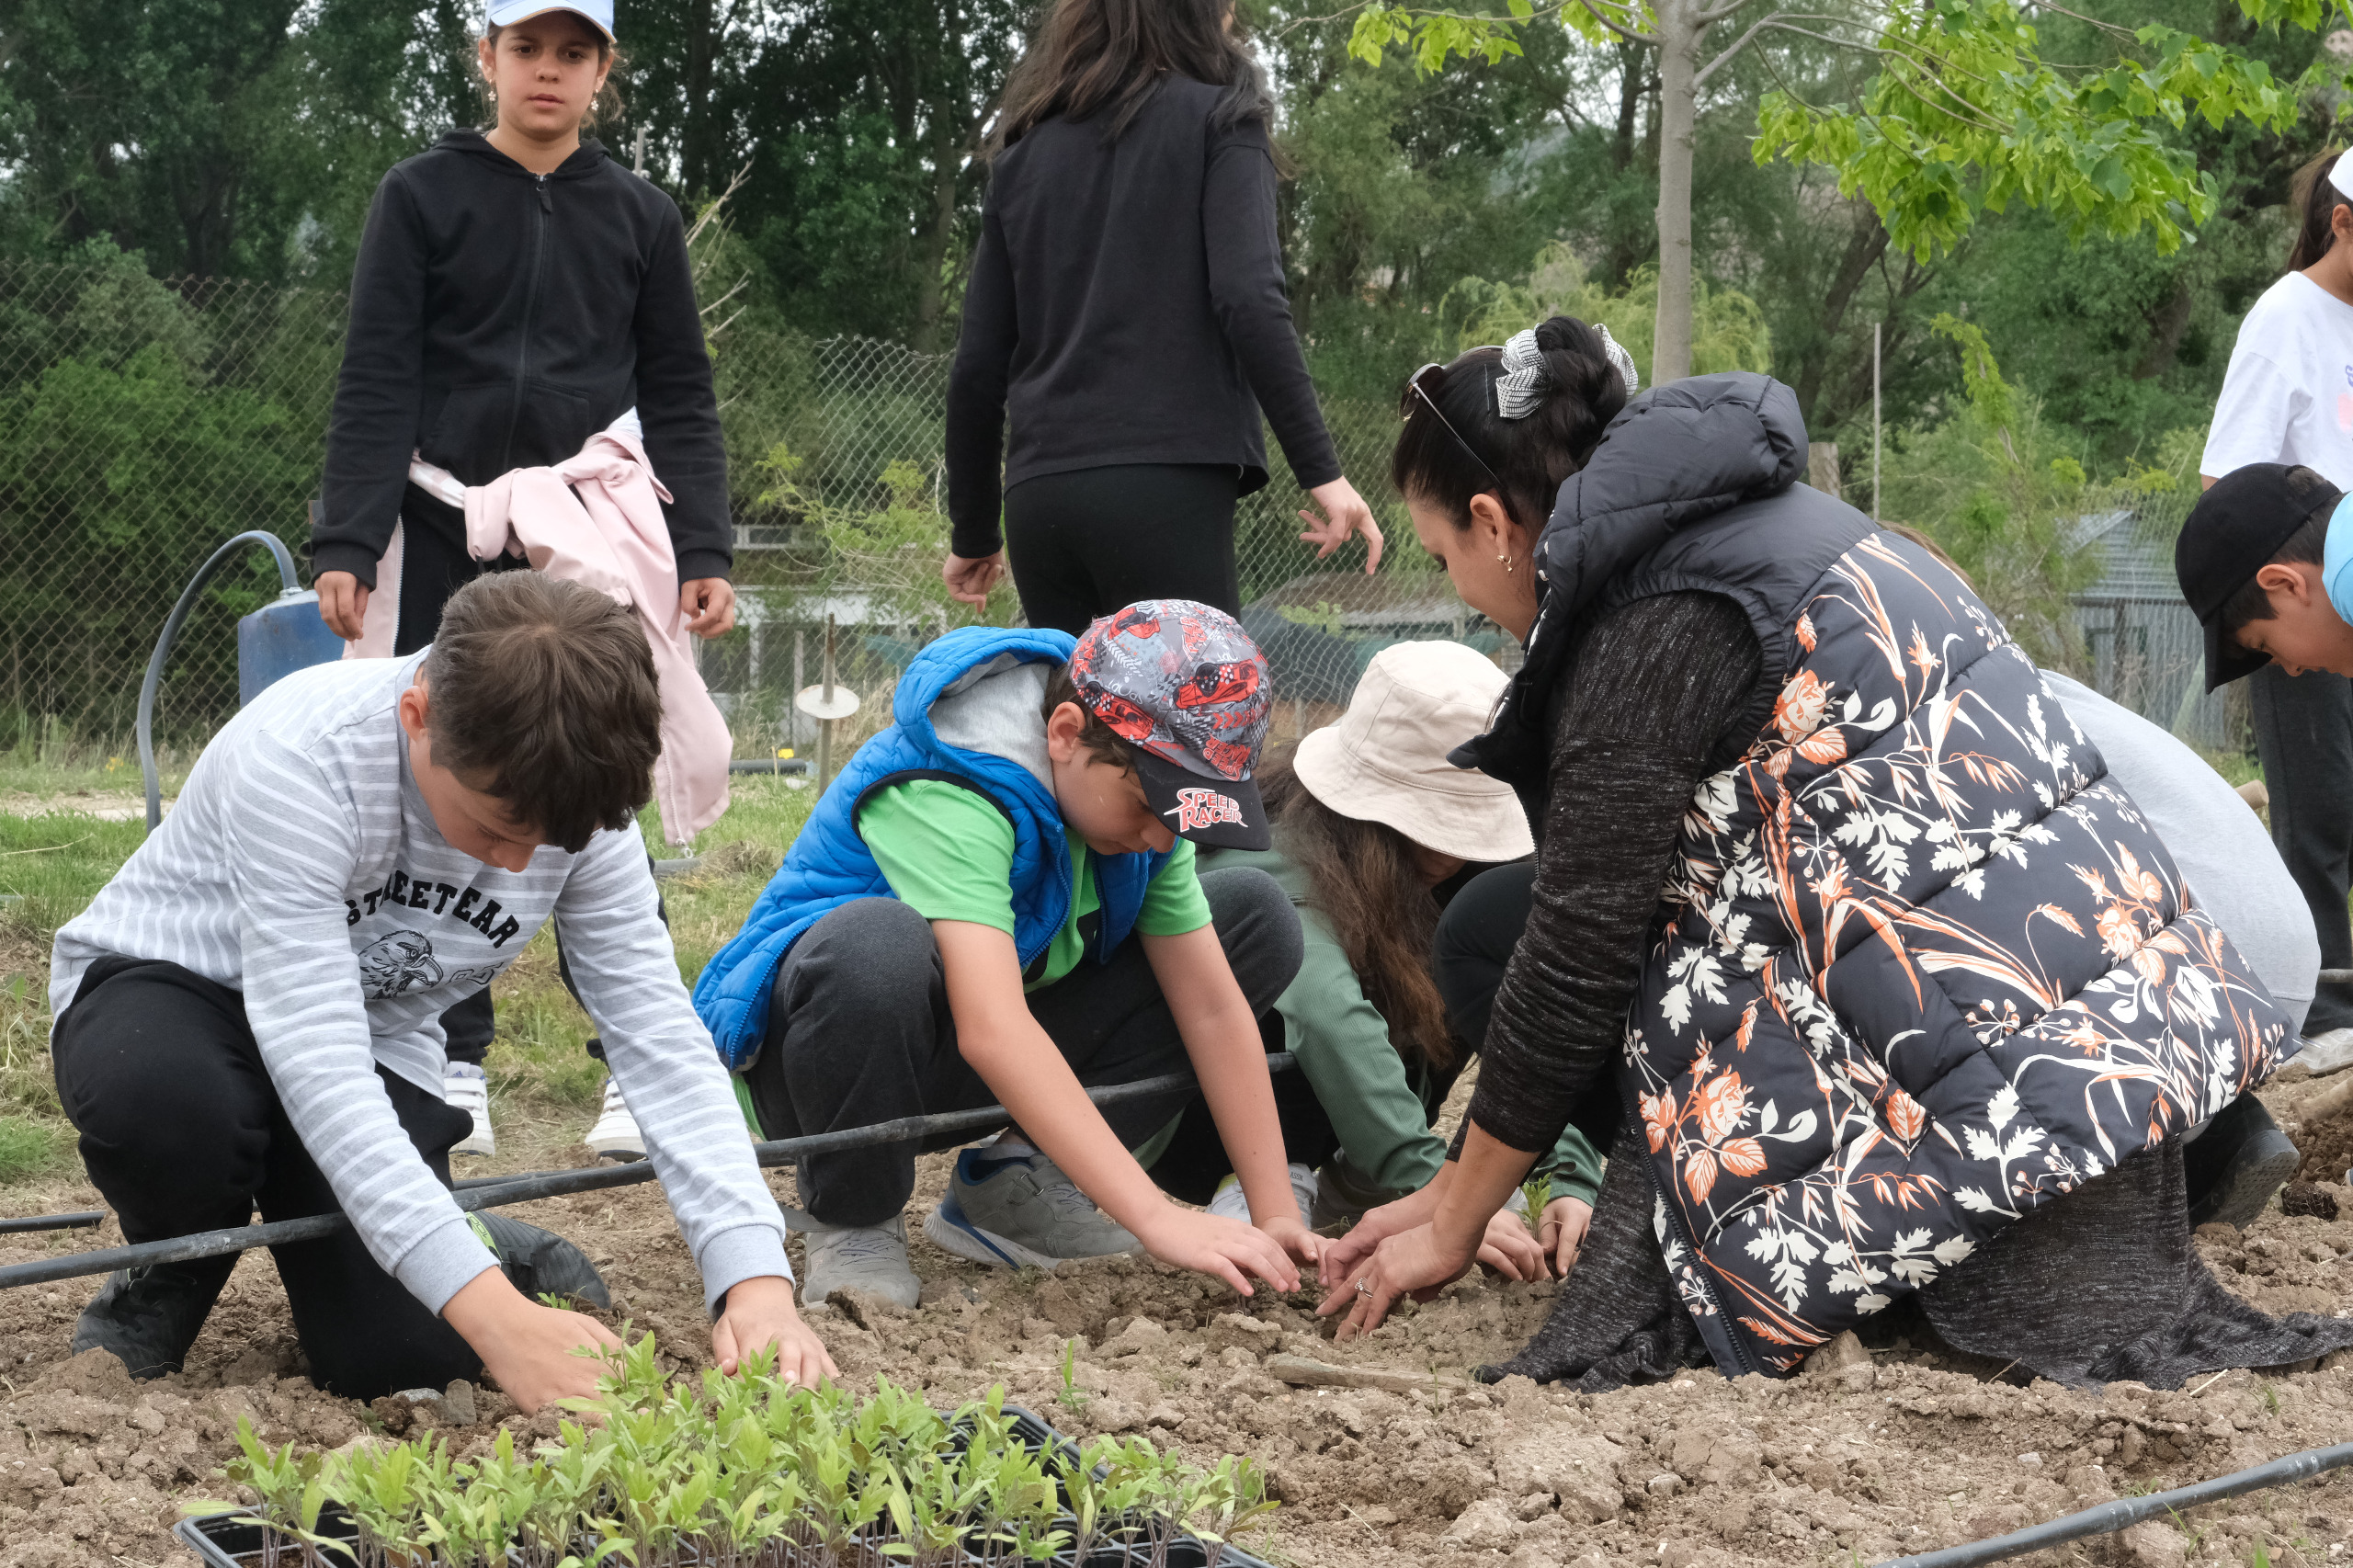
[1151,642,1601,1278]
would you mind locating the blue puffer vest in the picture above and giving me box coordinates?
[1461,373,2293,1377]
[692,627,1170,1069]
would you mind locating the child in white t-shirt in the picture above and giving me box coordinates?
[2200,150,2353,1066]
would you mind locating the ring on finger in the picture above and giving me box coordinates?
[1355,1278,1374,1297]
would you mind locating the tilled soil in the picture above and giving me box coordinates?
[9,1074,2353,1568]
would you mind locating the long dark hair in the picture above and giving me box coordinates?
[1389,315,1629,534]
[1258,752,1458,1070]
[2288,151,2348,273]
[986,0,1275,158]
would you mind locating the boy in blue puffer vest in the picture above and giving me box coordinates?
[694,601,1317,1308]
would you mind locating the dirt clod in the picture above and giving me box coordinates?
[2282,1181,2340,1221]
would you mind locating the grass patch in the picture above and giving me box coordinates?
[459,776,818,1122]
[0,1113,66,1182]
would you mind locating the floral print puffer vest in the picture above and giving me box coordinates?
[1464,373,2293,1379]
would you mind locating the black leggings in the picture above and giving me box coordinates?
[51,956,482,1399]
[1004,463,1243,635]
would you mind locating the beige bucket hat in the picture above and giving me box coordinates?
[1293,641,1532,863]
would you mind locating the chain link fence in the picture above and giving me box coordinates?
[0,254,2226,786]
[0,256,1452,773]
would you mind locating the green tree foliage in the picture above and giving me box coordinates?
[1449,241,1773,375]
[0,2,462,282]
[0,253,319,729]
[1876,314,2130,669]
[1344,0,2347,387]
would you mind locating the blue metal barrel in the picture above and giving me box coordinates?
[237,589,347,706]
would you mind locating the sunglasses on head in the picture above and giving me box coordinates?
[1401,359,1506,496]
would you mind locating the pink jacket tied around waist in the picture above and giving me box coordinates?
[344,422,731,846]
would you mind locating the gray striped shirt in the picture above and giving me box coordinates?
[52,653,790,1314]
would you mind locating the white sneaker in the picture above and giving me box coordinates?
[2297,1027,2353,1076]
[584,1075,645,1162]
[1206,1163,1320,1223]
[443,1062,494,1158]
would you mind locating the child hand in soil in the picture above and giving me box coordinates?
[712,1275,837,1386]
[1538,1195,1592,1278]
[1133,1207,1302,1296]
[1257,1212,1324,1272]
[442,1267,624,1414]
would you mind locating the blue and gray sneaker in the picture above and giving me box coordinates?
[923,1148,1144,1270]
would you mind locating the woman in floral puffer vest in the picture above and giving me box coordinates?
[1318,318,2353,1389]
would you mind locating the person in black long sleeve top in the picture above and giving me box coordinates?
[940,0,1383,631]
[311,6,733,1154]
[315,10,735,653]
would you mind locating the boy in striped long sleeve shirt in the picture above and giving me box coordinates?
[49,573,830,1406]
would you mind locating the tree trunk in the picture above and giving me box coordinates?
[2132,276,2195,381]
[1650,0,1700,385]
[682,0,719,193]
[1792,209,1891,425]
[909,99,961,352]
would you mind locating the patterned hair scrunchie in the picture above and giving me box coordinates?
[1494,322,1643,422]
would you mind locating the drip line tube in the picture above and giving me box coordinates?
[1876,1439,2353,1566]
[0,1055,1294,1291]
[0,1210,102,1236]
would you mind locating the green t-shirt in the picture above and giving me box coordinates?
[858,778,1211,992]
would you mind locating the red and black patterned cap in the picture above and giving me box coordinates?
[1068,600,1273,849]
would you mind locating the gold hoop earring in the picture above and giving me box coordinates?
[1498,553,1514,574]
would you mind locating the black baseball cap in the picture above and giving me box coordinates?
[2176,463,2343,690]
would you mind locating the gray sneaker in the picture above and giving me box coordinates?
[801,1214,921,1309]
[923,1148,1142,1269]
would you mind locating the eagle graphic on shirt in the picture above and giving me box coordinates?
[357,930,445,998]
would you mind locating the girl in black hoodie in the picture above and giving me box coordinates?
[313,5,733,1155]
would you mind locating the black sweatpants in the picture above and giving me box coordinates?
[1003,463,1243,635]
[52,956,483,1399]
[2250,665,2353,1035]
[742,865,1304,1227]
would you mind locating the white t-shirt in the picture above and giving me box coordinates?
[2041,671,2319,1032]
[2201,271,2353,488]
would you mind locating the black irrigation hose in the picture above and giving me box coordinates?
[1876,1440,2353,1567]
[0,1210,102,1236]
[0,1055,1294,1292]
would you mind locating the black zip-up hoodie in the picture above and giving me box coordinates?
[315,130,731,588]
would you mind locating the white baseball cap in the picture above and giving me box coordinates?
[488,2,614,41]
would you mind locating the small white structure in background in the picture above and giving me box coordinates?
[2068,508,2232,750]
[702,588,890,747]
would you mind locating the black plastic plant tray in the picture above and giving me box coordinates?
[989,1406,1276,1568]
[174,1506,359,1568]
[170,1407,1274,1568]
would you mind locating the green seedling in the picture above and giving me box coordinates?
[1519,1171,1552,1219]
[1057,1338,1090,1412]
[183,1418,352,1568]
[192,1349,1259,1568]
[1191,1454,1279,1568]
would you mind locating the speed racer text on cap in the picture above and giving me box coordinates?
[1068,601,1275,851]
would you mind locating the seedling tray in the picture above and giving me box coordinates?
[173,1405,1275,1568]
[174,1506,358,1568]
